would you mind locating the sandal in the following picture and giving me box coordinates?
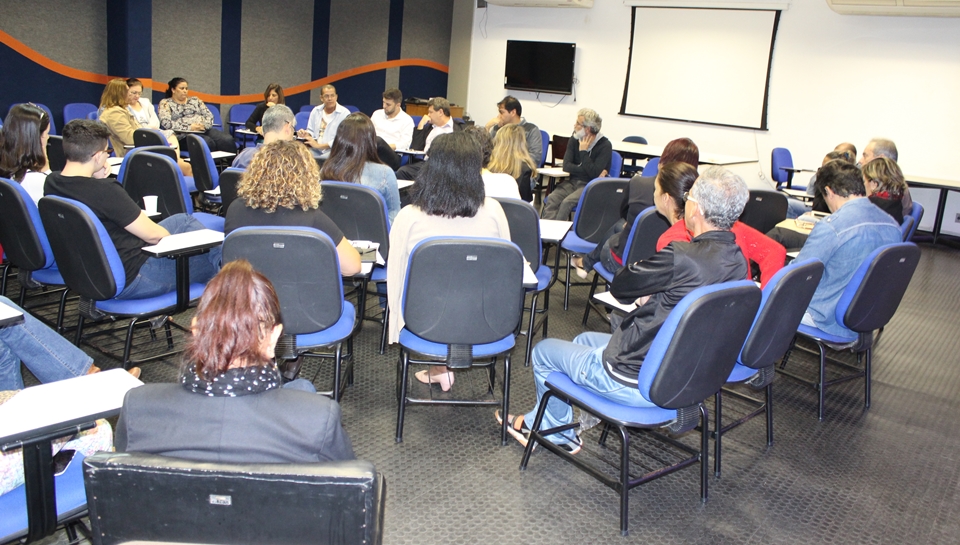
[496,410,532,447]
[571,256,588,279]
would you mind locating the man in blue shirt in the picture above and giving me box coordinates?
[795,160,902,337]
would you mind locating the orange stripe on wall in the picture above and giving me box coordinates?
[0,29,448,104]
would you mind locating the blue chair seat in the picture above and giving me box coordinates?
[399,328,516,359]
[193,213,225,232]
[531,265,552,292]
[726,362,761,383]
[295,301,356,348]
[184,176,196,193]
[0,453,87,543]
[31,267,65,286]
[96,283,205,315]
[796,323,858,346]
[545,372,677,426]
[593,261,615,283]
[370,265,387,282]
[561,231,596,255]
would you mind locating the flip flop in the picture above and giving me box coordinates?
[496,410,531,447]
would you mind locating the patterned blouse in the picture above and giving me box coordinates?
[158,96,214,131]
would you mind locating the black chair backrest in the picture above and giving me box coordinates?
[404,237,525,346]
[0,178,48,271]
[218,168,244,214]
[319,182,390,261]
[46,135,66,171]
[83,452,385,545]
[494,197,542,268]
[740,259,824,369]
[573,178,629,243]
[550,134,568,166]
[648,282,761,409]
[842,243,920,333]
[623,207,671,265]
[223,227,344,335]
[738,190,788,234]
[185,134,217,192]
[38,197,119,300]
[122,151,188,221]
[133,128,167,148]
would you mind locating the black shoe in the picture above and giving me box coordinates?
[280,357,303,382]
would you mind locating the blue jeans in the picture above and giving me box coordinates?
[525,332,649,446]
[0,296,94,390]
[283,378,316,392]
[117,214,222,300]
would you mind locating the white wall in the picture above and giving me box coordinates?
[465,1,960,205]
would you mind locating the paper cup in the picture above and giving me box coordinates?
[143,195,159,215]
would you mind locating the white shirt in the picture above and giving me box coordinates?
[481,170,522,200]
[424,118,454,156]
[21,170,50,205]
[371,109,414,150]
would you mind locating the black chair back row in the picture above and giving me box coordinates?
[738,190,788,234]
[320,181,391,261]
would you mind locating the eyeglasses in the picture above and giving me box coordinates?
[683,191,697,203]
[322,94,337,99]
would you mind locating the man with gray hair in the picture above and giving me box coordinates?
[501,166,750,453]
[541,108,612,220]
[231,104,295,169]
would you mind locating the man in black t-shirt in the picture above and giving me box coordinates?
[44,120,220,300]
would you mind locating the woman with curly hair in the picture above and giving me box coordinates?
[224,139,361,275]
[487,123,537,202]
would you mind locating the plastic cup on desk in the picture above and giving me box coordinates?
[143,195,159,215]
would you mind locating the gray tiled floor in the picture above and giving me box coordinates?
[21,241,960,544]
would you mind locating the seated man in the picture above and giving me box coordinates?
[395,97,465,181]
[502,167,751,452]
[44,119,221,300]
[484,95,542,165]
[371,88,414,151]
[540,108,612,220]
[299,84,350,160]
[231,104,295,169]
[794,160,901,337]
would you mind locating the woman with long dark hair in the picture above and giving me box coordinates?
[0,103,50,203]
[386,131,512,391]
[115,259,355,463]
[319,112,401,222]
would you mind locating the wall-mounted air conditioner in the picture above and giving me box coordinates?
[485,0,594,7]
[826,0,960,17]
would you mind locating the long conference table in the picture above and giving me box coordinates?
[613,141,756,166]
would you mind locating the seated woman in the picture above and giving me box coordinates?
[862,156,906,224]
[115,260,355,463]
[655,163,786,288]
[99,78,193,177]
[487,123,537,202]
[158,77,237,154]
[387,131,512,391]
[245,83,284,135]
[224,139,361,275]
[319,112,401,222]
[464,125,522,201]
[574,137,699,278]
[0,103,51,203]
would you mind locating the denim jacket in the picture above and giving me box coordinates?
[359,162,401,223]
[795,197,902,337]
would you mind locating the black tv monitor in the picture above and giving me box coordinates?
[504,40,576,95]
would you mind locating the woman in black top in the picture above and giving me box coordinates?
[861,156,906,224]
[245,83,285,134]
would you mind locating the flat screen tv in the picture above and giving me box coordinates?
[504,40,576,95]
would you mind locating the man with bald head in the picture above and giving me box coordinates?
[299,84,350,160]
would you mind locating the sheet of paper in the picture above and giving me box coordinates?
[0,370,143,441]
[540,219,573,243]
[397,179,415,190]
[204,186,222,196]
[0,301,24,326]
[210,151,236,160]
[142,229,224,254]
[593,290,639,313]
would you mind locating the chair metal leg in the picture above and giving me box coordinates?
[817,342,827,421]
[164,319,175,350]
[395,350,410,443]
[332,342,344,402]
[519,390,554,471]
[563,253,572,310]
[864,348,872,409]
[73,315,85,346]
[700,404,709,503]
[55,289,69,333]
[501,355,512,446]
[524,292,539,367]
[714,391,722,477]
[765,382,774,446]
[379,305,389,355]
[121,318,139,370]
[582,273,601,327]
[617,424,631,536]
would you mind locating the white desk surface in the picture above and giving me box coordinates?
[107,157,124,167]
[905,174,960,190]
[593,290,638,313]
[538,167,569,178]
[142,229,224,257]
[397,179,415,190]
[0,300,24,327]
[396,149,425,156]
[540,219,573,243]
[614,141,755,166]
[775,218,815,236]
[0,369,143,445]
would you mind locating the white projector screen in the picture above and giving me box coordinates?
[620,7,780,130]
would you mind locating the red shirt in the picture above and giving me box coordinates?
[656,220,786,288]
